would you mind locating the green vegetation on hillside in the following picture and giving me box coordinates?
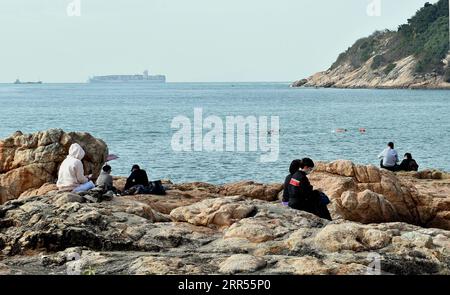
[330,0,449,77]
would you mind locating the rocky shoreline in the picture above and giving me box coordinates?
[0,130,449,275]
[291,54,450,89]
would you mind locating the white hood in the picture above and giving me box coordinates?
[68,143,85,160]
[57,143,88,191]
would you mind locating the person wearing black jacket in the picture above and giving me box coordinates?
[399,153,419,172]
[282,159,302,205]
[286,158,332,220]
[124,164,149,191]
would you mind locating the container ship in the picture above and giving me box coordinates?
[14,79,42,84]
[88,70,166,83]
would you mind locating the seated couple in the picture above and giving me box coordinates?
[282,158,332,221]
[378,142,419,172]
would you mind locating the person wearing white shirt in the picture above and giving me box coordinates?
[378,142,399,171]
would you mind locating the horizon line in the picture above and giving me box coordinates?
[0,80,294,84]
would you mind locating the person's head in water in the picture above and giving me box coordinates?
[131,164,140,172]
[404,153,412,160]
[289,159,302,174]
[103,165,112,174]
[388,142,394,149]
[299,158,315,174]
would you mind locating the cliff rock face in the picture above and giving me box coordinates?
[0,129,108,204]
[293,54,450,89]
[292,0,450,89]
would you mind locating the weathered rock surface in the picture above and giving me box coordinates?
[19,183,58,199]
[112,161,450,231]
[218,181,283,201]
[308,160,450,230]
[170,196,257,227]
[0,193,449,275]
[397,172,450,230]
[0,129,108,204]
[292,55,450,89]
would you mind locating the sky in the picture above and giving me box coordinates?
[0,0,440,83]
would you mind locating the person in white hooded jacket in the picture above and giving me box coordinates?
[57,143,95,192]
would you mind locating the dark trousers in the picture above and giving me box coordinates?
[380,160,399,172]
[289,191,332,221]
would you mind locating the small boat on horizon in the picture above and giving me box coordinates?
[14,79,43,85]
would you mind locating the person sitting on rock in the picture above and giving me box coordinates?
[286,158,332,220]
[398,153,419,172]
[96,164,119,193]
[123,164,150,194]
[282,159,302,206]
[378,142,399,171]
[56,143,95,193]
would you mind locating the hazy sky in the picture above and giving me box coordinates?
[0,0,439,82]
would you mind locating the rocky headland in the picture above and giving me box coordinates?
[0,129,449,275]
[292,0,450,89]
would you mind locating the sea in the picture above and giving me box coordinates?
[0,82,448,184]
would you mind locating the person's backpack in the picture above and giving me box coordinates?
[148,180,166,195]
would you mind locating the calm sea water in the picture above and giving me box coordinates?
[0,83,448,184]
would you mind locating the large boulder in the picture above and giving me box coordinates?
[308,160,418,224]
[396,172,450,230]
[219,181,283,201]
[170,196,257,227]
[0,129,108,204]
[19,183,58,199]
[308,160,450,230]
